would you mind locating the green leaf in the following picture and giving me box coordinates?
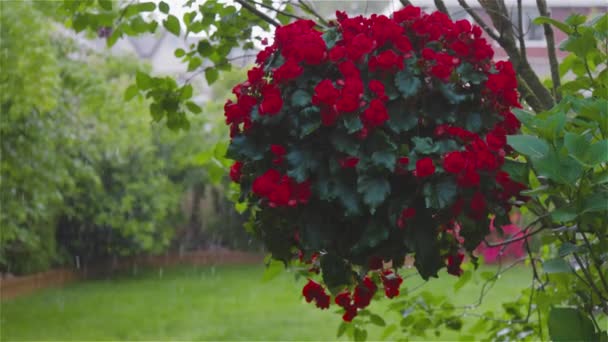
[386,104,417,134]
[371,150,397,171]
[453,270,472,292]
[380,324,397,341]
[286,149,319,183]
[331,131,359,156]
[582,192,608,213]
[394,70,421,98]
[558,242,579,257]
[322,28,340,49]
[320,253,352,292]
[262,259,284,282]
[412,137,439,155]
[135,71,152,90]
[357,175,391,210]
[124,84,139,101]
[543,258,570,274]
[533,16,572,34]
[564,133,606,166]
[507,135,550,159]
[163,15,180,36]
[331,177,362,216]
[370,314,386,327]
[185,101,202,114]
[98,0,113,10]
[354,327,367,342]
[438,83,469,104]
[342,115,363,134]
[352,221,389,253]
[551,207,578,222]
[565,13,587,26]
[204,67,219,85]
[180,84,193,100]
[337,322,349,338]
[464,112,482,133]
[290,89,311,108]
[560,27,596,58]
[532,148,583,185]
[548,307,596,342]
[298,107,321,137]
[174,48,186,58]
[423,179,457,209]
[158,1,170,14]
[456,62,486,84]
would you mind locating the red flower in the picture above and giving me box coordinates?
[486,126,507,151]
[338,60,361,79]
[252,169,281,197]
[353,276,377,309]
[457,165,480,188]
[302,279,330,309]
[335,291,352,307]
[447,253,464,276]
[229,161,243,183]
[443,152,466,174]
[313,80,339,106]
[247,66,265,84]
[393,5,421,23]
[396,157,409,175]
[270,144,287,165]
[368,256,384,270]
[259,85,283,115]
[369,49,404,72]
[321,107,340,126]
[368,80,388,101]
[340,157,359,168]
[397,207,416,229]
[361,99,389,128]
[347,33,374,61]
[336,94,360,113]
[329,45,346,61]
[381,270,403,298]
[414,158,435,178]
[273,59,303,83]
[268,179,291,206]
[469,191,487,219]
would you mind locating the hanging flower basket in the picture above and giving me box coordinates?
[225,5,526,321]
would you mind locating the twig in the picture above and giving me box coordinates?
[581,231,608,294]
[399,0,413,7]
[247,0,308,22]
[483,214,550,248]
[536,0,561,102]
[457,0,500,41]
[517,0,527,61]
[234,0,280,27]
[296,0,329,27]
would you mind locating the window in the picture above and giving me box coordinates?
[509,6,545,45]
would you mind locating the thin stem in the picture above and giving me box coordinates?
[536,0,561,101]
[517,0,528,61]
[248,0,308,22]
[296,0,330,27]
[457,0,500,41]
[581,231,608,294]
[434,0,450,16]
[234,0,280,27]
[399,0,413,7]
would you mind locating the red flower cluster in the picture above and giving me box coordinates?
[252,169,311,207]
[226,5,527,326]
[302,279,330,309]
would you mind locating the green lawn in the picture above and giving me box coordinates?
[1,263,531,341]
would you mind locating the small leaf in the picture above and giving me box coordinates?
[507,135,550,159]
[551,207,577,222]
[185,101,202,114]
[533,16,572,34]
[180,84,193,100]
[558,242,579,257]
[124,84,139,100]
[453,270,472,292]
[371,150,397,171]
[370,314,386,327]
[204,67,219,84]
[135,71,152,90]
[380,324,398,341]
[291,89,311,108]
[158,1,170,14]
[394,70,421,98]
[357,175,391,210]
[262,259,284,282]
[163,15,180,36]
[98,0,112,10]
[174,48,186,57]
[543,258,570,274]
[548,307,596,342]
[354,327,367,342]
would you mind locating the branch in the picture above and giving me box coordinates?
[536,0,561,102]
[234,0,280,27]
[517,0,528,61]
[434,0,450,16]
[476,0,555,112]
[483,214,550,248]
[457,0,500,41]
[295,0,329,27]
[248,0,308,22]
[399,0,413,7]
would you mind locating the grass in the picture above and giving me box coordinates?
[1,263,532,341]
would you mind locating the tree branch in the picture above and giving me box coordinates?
[517,0,528,61]
[457,0,500,41]
[295,0,329,27]
[399,0,413,7]
[434,0,450,16]
[247,0,308,23]
[476,0,555,112]
[536,0,561,102]
[234,0,280,27]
